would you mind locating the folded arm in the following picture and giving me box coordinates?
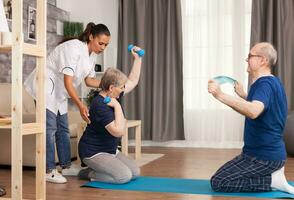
[105,99,126,137]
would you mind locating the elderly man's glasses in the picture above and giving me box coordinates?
[246,53,263,61]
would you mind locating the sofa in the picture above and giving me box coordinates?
[284,111,294,156]
[0,83,82,166]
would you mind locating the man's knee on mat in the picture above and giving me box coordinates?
[210,174,229,192]
[211,178,221,191]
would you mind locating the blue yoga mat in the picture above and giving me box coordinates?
[83,176,294,199]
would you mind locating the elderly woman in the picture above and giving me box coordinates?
[78,46,142,184]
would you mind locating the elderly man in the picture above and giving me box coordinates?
[208,42,294,194]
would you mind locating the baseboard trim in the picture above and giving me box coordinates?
[127,140,243,149]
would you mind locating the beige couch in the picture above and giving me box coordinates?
[0,83,82,167]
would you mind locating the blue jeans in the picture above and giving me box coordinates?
[46,109,71,171]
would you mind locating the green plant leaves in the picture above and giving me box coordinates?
[63,21,84,37]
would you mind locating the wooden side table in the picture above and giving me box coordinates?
[122,120,142,160]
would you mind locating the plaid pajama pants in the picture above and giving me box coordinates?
[210,153,285,192]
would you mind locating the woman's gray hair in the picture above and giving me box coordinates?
[256,42,277,66]
[99,68,128,91]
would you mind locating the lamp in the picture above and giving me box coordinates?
[0,0,10,45]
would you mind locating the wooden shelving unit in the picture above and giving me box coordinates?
[0,0,46,199]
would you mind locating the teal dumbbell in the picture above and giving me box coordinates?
[128,44,145,57]
[103,96,111,104]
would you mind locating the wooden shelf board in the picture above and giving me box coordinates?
[0,45,12,53]
[23,43,45,57]
[0,198,32,200]
[0,121,43,135]
[0,124,11,129]
[0,117,11,126]
[22,123,43,135]
[0,43,45,57]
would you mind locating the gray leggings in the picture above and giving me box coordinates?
[82,151,140,184]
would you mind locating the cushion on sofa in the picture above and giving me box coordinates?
[0,83,35,116]
[0,83,81,166]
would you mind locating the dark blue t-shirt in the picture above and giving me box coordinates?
[78,93,123,160]
[243,76,287,161]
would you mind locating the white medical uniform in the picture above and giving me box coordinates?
[24,39,97,115]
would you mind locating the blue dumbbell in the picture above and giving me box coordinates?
[103,96,111,104]
[128,44,145,57]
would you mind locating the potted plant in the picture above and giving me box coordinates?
[63,21,83,38]
[85,89,100,107]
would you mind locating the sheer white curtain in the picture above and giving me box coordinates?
[181,0,252,148]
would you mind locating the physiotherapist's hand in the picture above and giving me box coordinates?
[79,104,91,124]
[208,79,222,99]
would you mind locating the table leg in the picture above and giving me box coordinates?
[121,128,129,156]
[135,125,141,159]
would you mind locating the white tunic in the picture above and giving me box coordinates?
[24,39,97,115]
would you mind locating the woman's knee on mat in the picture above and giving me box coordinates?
[131,165,140,179]
[113,168,132,184]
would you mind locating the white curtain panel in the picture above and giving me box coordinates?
[181,0,252,147]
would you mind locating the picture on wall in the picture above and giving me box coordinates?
[28,6,36,41]
[3,0,12,21]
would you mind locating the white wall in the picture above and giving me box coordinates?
[56,0,118,68]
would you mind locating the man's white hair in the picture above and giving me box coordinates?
[255,42,277,66]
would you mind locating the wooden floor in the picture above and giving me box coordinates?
[0,147,294,200]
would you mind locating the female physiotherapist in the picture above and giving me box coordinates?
[24,23,110,184]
